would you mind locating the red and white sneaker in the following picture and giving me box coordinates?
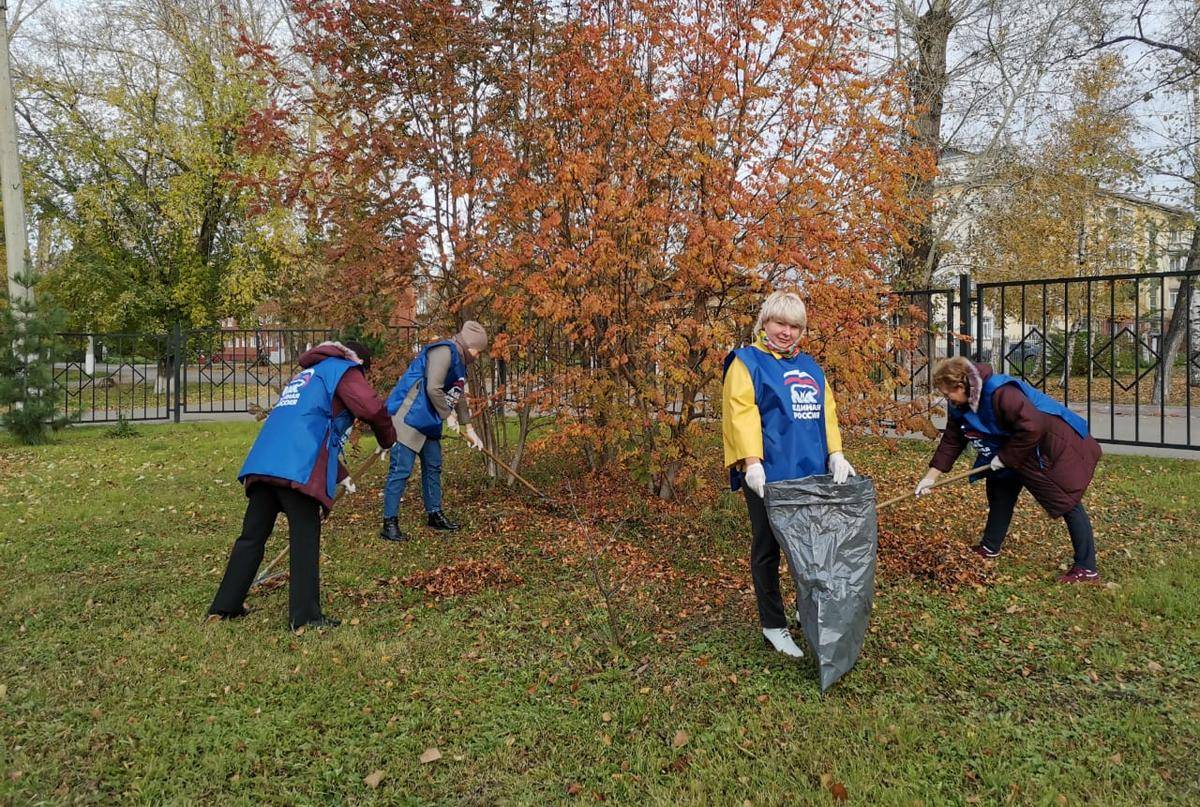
[1056,566,1101,584]
[971,544,1001,560]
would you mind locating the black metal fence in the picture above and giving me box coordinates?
[974,270,1200,451]
[51,325,420,424]
[893,270,1200,452]
[40,270,1200,453]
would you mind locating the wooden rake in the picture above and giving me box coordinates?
[875,464,992,512]
[443,430,558,512]
[250,446,387,589]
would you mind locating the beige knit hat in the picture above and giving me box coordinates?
[456,320,488,352]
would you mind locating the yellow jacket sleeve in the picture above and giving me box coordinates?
[824,383,843,455]
[722,357,763,469]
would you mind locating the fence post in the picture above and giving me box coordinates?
[172,322,183,423]
[959,272,972,358]
[973,273,984,362]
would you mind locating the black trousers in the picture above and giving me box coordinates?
[744,487,789,629]
[209,482,325,628]
[981,474,1097,571]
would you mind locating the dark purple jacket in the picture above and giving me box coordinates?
[931,363,1101,516]
[244,343,397,513]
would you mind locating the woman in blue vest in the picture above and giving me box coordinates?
[207,341,397,630]
[722,291,856,659]
[379,321,488,542]
[915,356,1103,583]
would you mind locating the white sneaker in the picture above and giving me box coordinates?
[762,627,804,659]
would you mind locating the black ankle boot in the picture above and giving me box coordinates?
[205,606,249,622]
[379,517,409,542]
[426,510,460,531]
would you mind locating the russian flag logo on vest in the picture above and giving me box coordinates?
[784,370,822,420]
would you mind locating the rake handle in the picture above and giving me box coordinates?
[251,446,386,588]
[446,431,549,501]
[876,464,991,512]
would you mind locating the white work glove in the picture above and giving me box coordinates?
[743,462,766,499]
[989,455,1004,472]
[445,411,460,433]
[338,477,357,496]
[915,471,939,497]
[828,451,855,485]
[463,424,483,451]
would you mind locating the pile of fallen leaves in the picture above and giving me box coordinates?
[877,523,993,589]
[401,559,524,599]
[875,496,995,589]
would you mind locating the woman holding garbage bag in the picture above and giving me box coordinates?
[915,356,1103,583]
[721,291,856,659]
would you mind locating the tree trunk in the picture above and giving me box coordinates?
[1061,319,1082,387]
[897,0,952,289]
[1152,224,1199,404]
[0,8,30,305]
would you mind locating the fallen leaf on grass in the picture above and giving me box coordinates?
[364,770,385,789]
[672,730,689,748]
[667,755,690,772]
[830,781,848,801]
[566,782,582,795]
[1146,661,1163,673]
[419,747,442,764]
[401,560,522,599]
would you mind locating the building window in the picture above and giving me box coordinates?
[1108,246,1133,271]
[1170,253,1187,273]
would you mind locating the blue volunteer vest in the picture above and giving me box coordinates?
[385,340,467,440]
[952,372,1090,476]
[239,357,358,500]
[724,346,829,491]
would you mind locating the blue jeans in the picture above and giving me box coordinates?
[382,439,443,518]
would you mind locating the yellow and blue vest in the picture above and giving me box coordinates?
[723,346,829,491]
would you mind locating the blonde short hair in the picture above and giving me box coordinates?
[755,291,807,334]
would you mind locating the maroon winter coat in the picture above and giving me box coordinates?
[930,363,1101,517]
[243,342,397,513]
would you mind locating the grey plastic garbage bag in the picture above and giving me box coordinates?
[764,474,877,692]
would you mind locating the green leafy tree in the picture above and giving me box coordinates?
[16,0,301,333]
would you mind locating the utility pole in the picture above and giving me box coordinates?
[0,0,30,306]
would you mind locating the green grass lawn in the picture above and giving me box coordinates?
[1,422,1198,804]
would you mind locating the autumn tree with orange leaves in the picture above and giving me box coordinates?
[241,0,930,500]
